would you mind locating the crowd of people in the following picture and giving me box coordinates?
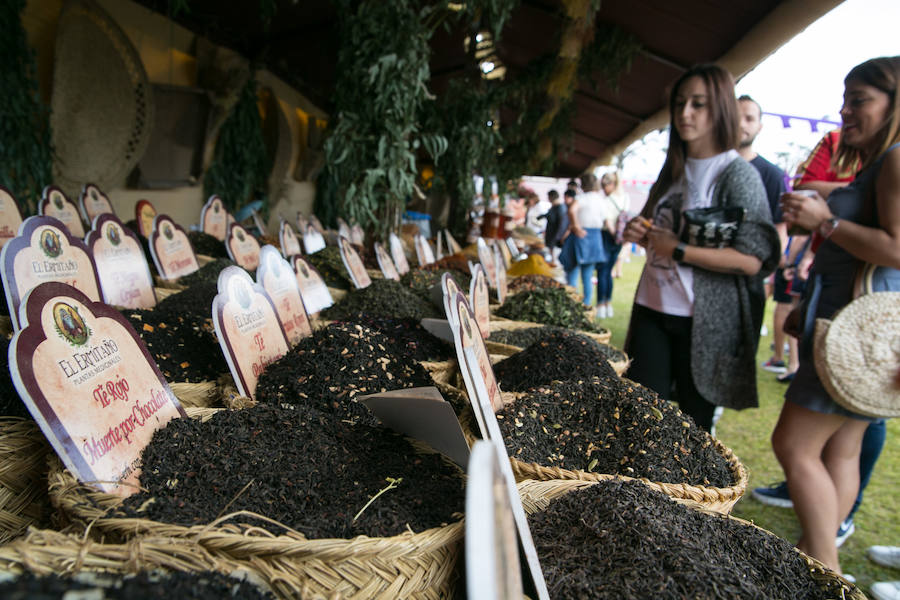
[529,56,899,596]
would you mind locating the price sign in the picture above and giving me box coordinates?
[470,265,490,339]
[79,183,115,225]
[415,234,435,267]
[337,217,351,240]
[149,215,199,281]
[296,212,309,235]
[338,235,371,289]
[212,266,290,399]
[200,195,230,241]
[257,246,312,346]
[374,241,400,281]
[389,232,410,275]
[0,186,24,249]
[10,282,186,497]
[505,237,519,260]
[496,239,512,270]
[350,223,365,246]
[493,245,507,304]
[308,214,325,234]
[279,220,302,258]
[476,238,497,288]
[436,232,445,261]
[39,186,85,238]
[87,214,156,309]
[302,224,326,255]
[445,229,463,254]
[1,216,102,330]
[226,223,262,271]
[292,255,334,314]
[134,200,157,239]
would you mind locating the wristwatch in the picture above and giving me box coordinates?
[819,217,840,239]
[672,242,687,263]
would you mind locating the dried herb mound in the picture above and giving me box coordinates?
[492,325,622,356]
[187,230,229,258]
[529,480,846,600]
[506,274,565,294]
[495,288,599,331]
[493,330,620,391]
[0,570,273,599]
[497,377,734,487]
[175,258,237,288]
[322,279,442,321]
[421,254,470,274]
[305,246,352,290]
[123,282,227,382]
[400,268,471,302]
[337,315,453,362]
[255,322,434,424]
[0,336,30,418]
[121,404,464,538]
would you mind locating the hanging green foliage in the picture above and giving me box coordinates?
[1,0,54,216]
[203,77,272,214]
[319,0,448,239]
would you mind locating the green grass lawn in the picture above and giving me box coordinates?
[591,250,899,589]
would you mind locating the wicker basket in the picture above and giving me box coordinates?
[487,319,611,345]
[47,408,464,599]
[154,276,188,291]
[422,359,458,387]
[169,381,220,409]
[516,478,865,600]
[0,418,51,544]
[0,528,291,599]
[153,286,181,302]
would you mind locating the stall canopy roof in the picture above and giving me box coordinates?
[136,0,842,177]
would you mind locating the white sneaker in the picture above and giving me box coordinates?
[595,305,607,319]
[870,581,900,600]
[760,324,769,336]
[869,546,900,568]
[607,305,614,318]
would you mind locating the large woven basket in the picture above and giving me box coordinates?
[0,418,51,544]
[0,528,291,598]
[47,409,464,599]
[516,479,864,600]
[459,397,747,515]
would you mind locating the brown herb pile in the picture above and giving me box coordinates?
[322,279,442,321]
[175,258,237,288]
[121,404,464,538]
[495,288,599,332]
[0,570,272,599]
[187,231,229,258]
[493,330,620,391]
[506,274,565,294]
[529,479,848,600]
[421,254,470,274]
[255,322,434,425]
[0,336,30,418]
[497,377,734,487]
[123,282,228,382]
[337,315,453,362]
[400,268,471,302]
[305,246,352,290]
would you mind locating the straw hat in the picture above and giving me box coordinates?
[814,292,900,418]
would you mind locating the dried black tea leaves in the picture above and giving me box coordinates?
[497,377,734,487]
[175,258,237,288]
[187,231,229,258]
[493,330,622,391]
[336,315,453,362]
[322,280,442,322]
[305,246,352,290]
[255,322,434,425]
[490,325,616,352]
[120,404,464,538]
[529,480,847,600]
[0,570,273,599]
[495,288,599,332]
[123,282,228,382]
[400,269,471,302]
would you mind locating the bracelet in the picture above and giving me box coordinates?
[818,217,840,239]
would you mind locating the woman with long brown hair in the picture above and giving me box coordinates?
[622,64,780,431]
[773,56,900,575]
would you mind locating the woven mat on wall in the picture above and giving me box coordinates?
[50,0,155,197]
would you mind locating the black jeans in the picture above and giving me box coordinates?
[625,304,716,431]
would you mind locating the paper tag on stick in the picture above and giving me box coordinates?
[149,215,200,281]
[87,214,156,309]
[279,220,302,258]
[200,195,230,241]
[257,246,312,346]
[226,223,262,271]
[292,256,334,314]
[40,186,85,238]
[79,183,115,225]
[0,186,24,249]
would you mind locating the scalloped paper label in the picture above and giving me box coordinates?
[226,223,261,271]
[477,237,497,287]
[87,214,156,309]
[134,200,157,239]
[374,241,400,281]
[389,232,410,275]
[201,195,230,241]
[79,183,115,225]
[470,265,490,339]
[257,246,312,346]
[279,220,302,258]
[10,282,186,497]
[149,215,199,280]
[40,186,85,238]
[494,245,507,304]
[292,256,333,314]
[302,224,326,255]
[0,186,24,249]
[338,235,371,289]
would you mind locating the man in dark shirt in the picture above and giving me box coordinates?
[541,189,569,266]
[737,95,790,376]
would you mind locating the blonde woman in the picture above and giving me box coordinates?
[596,171,628,317]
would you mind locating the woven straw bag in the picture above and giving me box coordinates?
[0,418,51,544]
[47,408,464,599]
[516,479,864,600]
[0,528,292,599]
[460,393,747,515]
[813,285,900,418]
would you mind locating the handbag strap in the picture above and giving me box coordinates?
[852,262,877,299]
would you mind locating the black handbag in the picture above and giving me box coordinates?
[681,206,745,248]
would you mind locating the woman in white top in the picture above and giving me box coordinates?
[595,171,628,318]
[621,64,779,431]
[559,173,608,306]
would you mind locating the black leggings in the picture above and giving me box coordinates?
[625,304,717,431]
